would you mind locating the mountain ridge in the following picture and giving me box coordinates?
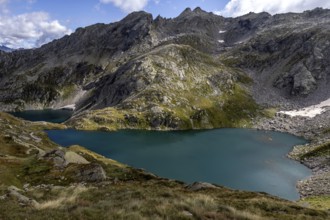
[1,7,330,125]
[0,45,13,52]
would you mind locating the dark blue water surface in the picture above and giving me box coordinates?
[10,109,72,123]
[46,128,311,200]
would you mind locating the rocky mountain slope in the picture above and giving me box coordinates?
[1,7,330,130]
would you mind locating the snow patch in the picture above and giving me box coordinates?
[54,89,87,111]
[219,30,226,34]
[218,40,225,43]
[279,98,330,118]
[59,104,76,110]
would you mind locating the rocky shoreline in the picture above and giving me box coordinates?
[254,111,330,199]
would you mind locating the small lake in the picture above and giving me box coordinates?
[47,128,311,200]
[9,109,72,123]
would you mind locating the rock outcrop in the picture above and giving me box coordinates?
[42,149,90,169]
[75,163,107,182]
[187,182,218,191]
[6,186,39,207]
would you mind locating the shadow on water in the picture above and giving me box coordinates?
[9,109,73,123]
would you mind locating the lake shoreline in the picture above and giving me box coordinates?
[5,109,329,201]
[254,113,330,199]
[64,110,330,201]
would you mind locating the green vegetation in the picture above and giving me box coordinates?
[220,56,240,68]
[262,108,278,118]
[222,85,259,126]
[22,84,59,103]
[68,84,259,131]
[1,181,328,220]
[322,128,330,134]
[61,84,77,99]
[300,196,330,210]
[300,142,330,159]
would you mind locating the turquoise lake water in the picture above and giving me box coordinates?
[46,128,310,201]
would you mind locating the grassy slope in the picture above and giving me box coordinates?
[300,142,330,160]
[67,45,261,131]
[0,112,329,219]
[289,139,330,210]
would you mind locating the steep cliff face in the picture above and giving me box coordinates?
[1,7,330,128]
[224,8,330,106]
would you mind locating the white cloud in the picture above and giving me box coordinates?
[0,12,72,49]
[100,0,149,13]
[220,0,330,17]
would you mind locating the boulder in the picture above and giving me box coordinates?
[76,163,107,182]
[7,186,39,207]
[292,65,317,96]
[42,150,68,169]
[187,182,217,191]
[64,151,90,165]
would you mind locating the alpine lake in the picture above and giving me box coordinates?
[10,110,311,200]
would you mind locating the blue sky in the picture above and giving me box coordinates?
[0,0,329,48]
[5,0,226,29]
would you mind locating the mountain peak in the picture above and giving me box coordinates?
[178,7,210,19]
[178,7,192,17]
[193,7,207,14]
[122,11,153,23]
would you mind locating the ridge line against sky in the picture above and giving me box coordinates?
[0,0,330,49]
